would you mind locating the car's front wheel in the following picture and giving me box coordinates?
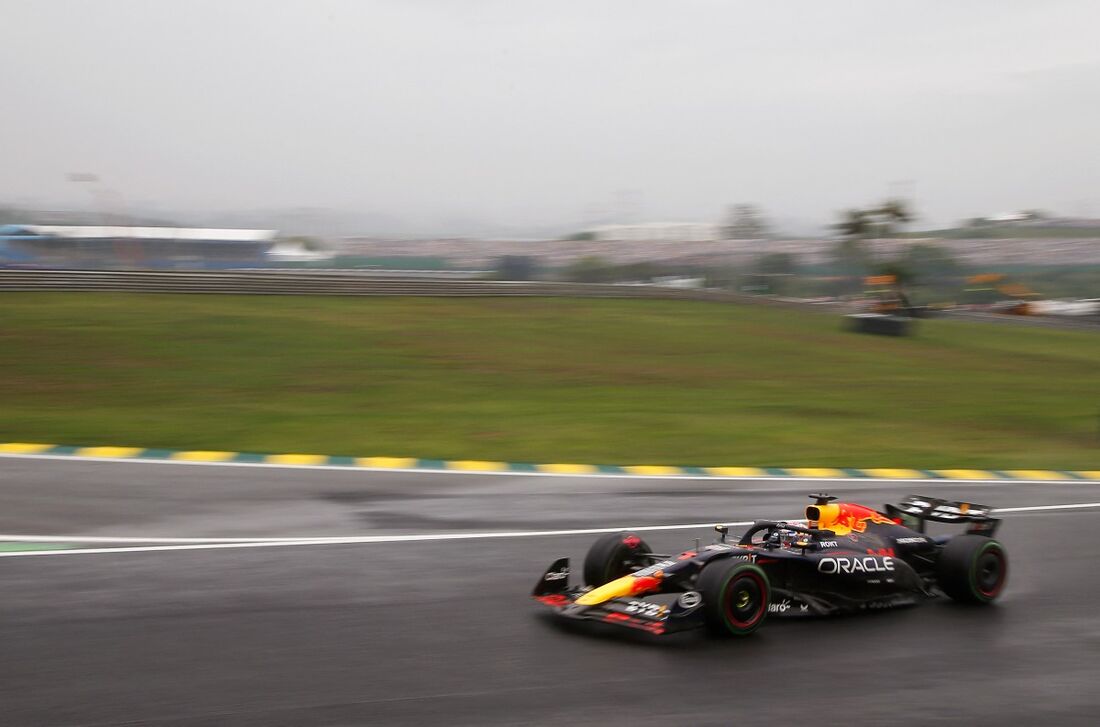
[582,531,653,586]
[698,560,770,636]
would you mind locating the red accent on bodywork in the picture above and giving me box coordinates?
[678,551,697,560]
[535,594,571,607]
[598,611,666,635]
[622,535,641,548]
[631,576,663,594]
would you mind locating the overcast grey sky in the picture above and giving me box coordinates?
[2,0,1099,234]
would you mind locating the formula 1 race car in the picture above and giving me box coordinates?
[532,494,1007,637]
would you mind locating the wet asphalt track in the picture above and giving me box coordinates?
[2,457,1100,726]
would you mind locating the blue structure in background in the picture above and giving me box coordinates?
[0,225,37,265]
[0,225,278,269]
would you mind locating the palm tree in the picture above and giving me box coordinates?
[833,209,873,239]
[874,198,914,236]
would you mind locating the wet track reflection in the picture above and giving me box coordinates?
[1,458,1098,725]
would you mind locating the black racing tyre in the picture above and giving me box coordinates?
[582,532,653,586]
[937,535,1008,604]
[697,560,770,637]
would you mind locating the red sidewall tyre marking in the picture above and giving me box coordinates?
[974,544,1007,600]
[723,571,767,630]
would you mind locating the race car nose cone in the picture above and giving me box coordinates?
[575,574,644,606]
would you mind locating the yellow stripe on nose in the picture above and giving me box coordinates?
[574,575,639,606]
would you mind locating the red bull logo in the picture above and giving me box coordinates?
[810,502,895,536]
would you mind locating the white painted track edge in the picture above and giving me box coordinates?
[3,502,1100,558]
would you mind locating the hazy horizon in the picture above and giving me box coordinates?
[3,0,1099,236]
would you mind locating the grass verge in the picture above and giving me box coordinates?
[1,293,1098,469]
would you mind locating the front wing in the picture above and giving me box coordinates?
[532,558,704,635]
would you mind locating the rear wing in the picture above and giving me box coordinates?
[885,495,1000,537]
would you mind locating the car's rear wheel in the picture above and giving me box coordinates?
[937,535,1008,604]
[698,560,770,636]
[582,532,653,586]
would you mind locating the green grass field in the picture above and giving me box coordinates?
[2,293,1098,469]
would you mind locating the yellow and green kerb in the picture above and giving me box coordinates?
[0,442,1094,481]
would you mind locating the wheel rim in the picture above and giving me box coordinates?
[724,572,766,629]
[607,543,650,581]
[974,546,1006,599]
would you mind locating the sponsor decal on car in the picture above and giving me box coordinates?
[817,556,896,574]
[632,560,677,577]
[624,600,666,618]
[818,540,839,549]
[544,567,569,581]
[896,537,928,544]
[768,598,809,614]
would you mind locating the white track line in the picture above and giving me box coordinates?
[0,535,322,544]
[1,451,1095,484]
[2,502,1100,558]
[993,503,1100,513]
[0,521,757,558]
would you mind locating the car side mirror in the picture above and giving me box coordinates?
[714,524,728,542]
